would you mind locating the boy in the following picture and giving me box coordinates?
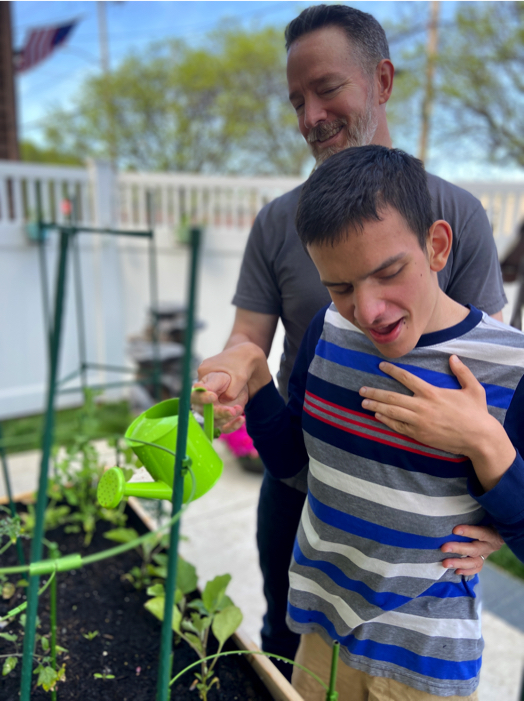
[198,146,524,699]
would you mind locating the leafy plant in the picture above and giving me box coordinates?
[145,566,242,701]
[104,527,170,590]
[0,506,29,556]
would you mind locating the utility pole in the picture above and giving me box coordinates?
[0,2,20,160]
[97,1,117,165]
[418,0,440,163]
[97,1,110,73]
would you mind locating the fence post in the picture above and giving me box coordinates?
[87,160,126,397]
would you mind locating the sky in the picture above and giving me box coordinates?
[11,1,524,182]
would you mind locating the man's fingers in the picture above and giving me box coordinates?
[442,557,484,576]
[193,371,232,398]
[452,524,503,550]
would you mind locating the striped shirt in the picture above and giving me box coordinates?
[246,304,524,696]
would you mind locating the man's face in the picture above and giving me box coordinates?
[287,26,379,165]
[307,207,439,359]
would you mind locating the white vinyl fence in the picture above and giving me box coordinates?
[1,158,523,420]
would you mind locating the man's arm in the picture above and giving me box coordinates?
[358,356,524,562]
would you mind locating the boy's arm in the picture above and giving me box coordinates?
[358,356,524,560]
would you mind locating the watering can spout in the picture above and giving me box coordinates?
[97,396,222,509]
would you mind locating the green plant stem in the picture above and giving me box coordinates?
[49,545,59,701]
[0,570,56,622]
[170,649,329,691]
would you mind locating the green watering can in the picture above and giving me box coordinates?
[97,394,222,509]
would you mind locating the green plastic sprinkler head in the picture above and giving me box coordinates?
[97,467,173,508]
[97,393,222,509]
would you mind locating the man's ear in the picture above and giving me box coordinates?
[376,59,394,105]
[427,220,453,272]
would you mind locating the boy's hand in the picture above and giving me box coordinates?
[192,372,246,434]
[441,524,503,575]
[359,355,516,492]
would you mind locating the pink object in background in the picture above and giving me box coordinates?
[220,423,259,459]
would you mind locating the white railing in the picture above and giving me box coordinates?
[117,171,302,233]
[0,160,91,228]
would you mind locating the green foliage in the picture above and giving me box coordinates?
[83,630,99,641]
[2,656,17,676]
[145,567,242,701]
[0,398,133,455]
[33,661,66,691]
[436,1,524,167]
[488,545,524,581]
[105,527,170,589]
[40,25,309,175]
[0,506,29,556]
[94,672,115,680]
[20,140,83,166]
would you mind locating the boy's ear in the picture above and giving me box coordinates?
[427,220,452,272]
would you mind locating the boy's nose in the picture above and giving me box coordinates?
[353,293,387,328]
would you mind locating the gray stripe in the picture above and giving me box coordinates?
[303,505,468,565]
[297,526,471,600]
[287,588,481,660]
[308,474,485,537]
[304,433,470,497]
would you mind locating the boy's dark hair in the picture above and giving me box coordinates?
[295,146,434,250]
[285,4,390,78]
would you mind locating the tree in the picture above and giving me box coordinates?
[437,2,524,168]
[20,140,83,166]
[41,25,310,176]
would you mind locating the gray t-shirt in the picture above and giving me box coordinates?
[233,172,506,399]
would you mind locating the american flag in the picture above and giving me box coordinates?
[15,21,77,73]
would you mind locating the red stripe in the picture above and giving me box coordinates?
[305,390,428,448]
[303,404,467,463]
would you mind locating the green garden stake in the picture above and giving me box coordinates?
[97,390,222,509]
[326,641,340,701]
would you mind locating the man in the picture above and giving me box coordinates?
[193,4,505,677]
[203,145,524,700]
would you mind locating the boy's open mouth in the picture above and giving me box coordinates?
[367,319,403,344]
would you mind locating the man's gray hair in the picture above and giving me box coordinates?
[285,4,390,78]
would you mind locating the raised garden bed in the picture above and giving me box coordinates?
[0,497,301,700]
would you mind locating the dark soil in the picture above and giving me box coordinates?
[0,506,273,700]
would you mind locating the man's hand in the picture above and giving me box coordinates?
[193,342,272,433]
[441,524,504,576]
[359,355,516,492]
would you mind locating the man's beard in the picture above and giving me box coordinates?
[307,90,378,166]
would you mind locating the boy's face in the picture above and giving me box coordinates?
[307,206,443,358]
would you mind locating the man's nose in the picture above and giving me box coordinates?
[303,96,328,130]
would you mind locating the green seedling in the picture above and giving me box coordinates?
[83,630,99,641]
[104,527,170,590]
[145,567,242,701]
[94,672,115,680]
[0,506,29,556]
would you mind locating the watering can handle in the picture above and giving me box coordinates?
[192,387,217,441]
[203,402,214,442]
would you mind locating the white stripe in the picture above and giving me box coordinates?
[324,307,363,334]
[309,457,480,517]
[301,505,446,580]
[290,572,481,640]
[428,337,524,369]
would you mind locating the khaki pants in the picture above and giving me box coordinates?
[292,633,479,701]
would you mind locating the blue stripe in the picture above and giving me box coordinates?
[294,539,478,603]
[308,492,473,549]
[316,339,515,409]
[288,604,482,681]
[293,540,412,610]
